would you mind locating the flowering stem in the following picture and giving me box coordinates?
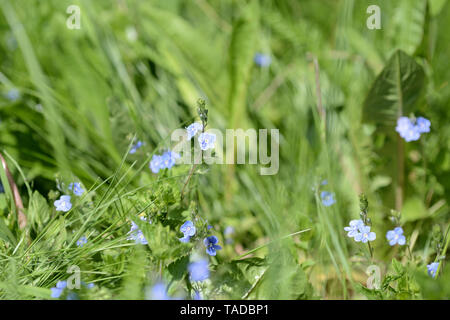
[181,120,206,199]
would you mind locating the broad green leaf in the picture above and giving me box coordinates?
[363,50,425,129]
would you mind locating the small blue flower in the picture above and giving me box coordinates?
[188,259,209,282]
[148,282,170,300]
[321,179,328,185]
[180,221,196,237]
[396,117,421,142]
[354,225,376,243]
[50,280,67,298]
[254,53,271,67]
[130,141,144,154]
[54,195,72,212]
[416,117,431,133]
[344,219,364,238]
[0,181,4,194]
[186,122,203,140]
[69,182,84,196]
[198,132,216,151]
[161,150,180,170]
[179,221,196,242]
[320,191,336,206]
[127,217,149,245]
[386,227,406,246]
[204,235,222,256]
[427,262,439,278]
[150,154,163,173]
[76,236,88,247]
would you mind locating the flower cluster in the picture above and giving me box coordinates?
[396,116,430,142]
[179,220,196,243]
[150,150,180,173]
[127,216,150,245]
[185,121,216,151]
[344,219,376,243]
[386,227,406,246]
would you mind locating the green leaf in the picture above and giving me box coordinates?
[362,50,425,130]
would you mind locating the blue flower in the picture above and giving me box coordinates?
[416,117,431,133]
[386,227,406,246]
[427,262,439,278]
[254,53,271,67]
[186,122,203,140]
[161,150,180,170]
[354,225,376,243]
[224,226,235,236]
[50,280,67,298]
[396,117,422,142]
[150,151,180,173]
[76,236,88,247]
[127,217,149,245]
[150,154,163,173]
[344,219,364,238]
[69,182,84,196]
[193,291,202,300]
[198,132,216,151]
[54,195,72,212]
[148,282,170,300]
[188,259,209,282]
[5,88,20,101]
[320,191,336,206]
[179,235,191,243]
[130,141,144,154]
[0,181,4,194]
[204,236,222,256]
[179,221,196,243]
